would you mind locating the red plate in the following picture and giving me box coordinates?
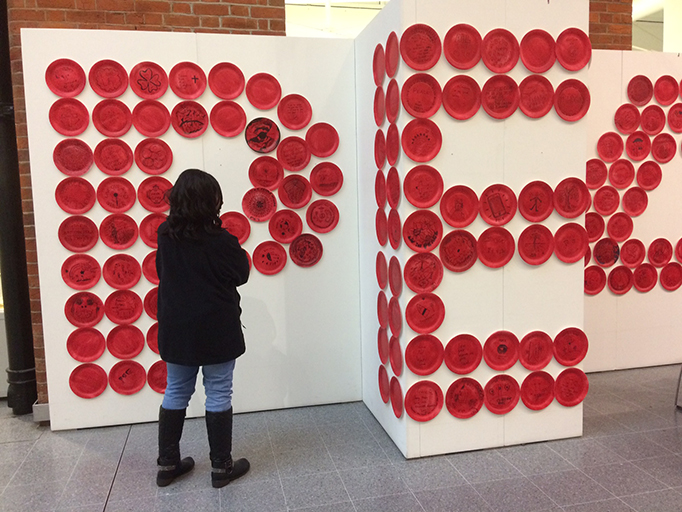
[248,156,283,191]
[405,381,443,422]
[404,253,443,293]
[277,94,313,131]
[555,368,589,407]
[651,133,677,163]
[387,209,401,250]
[147,360,167,394]
[477,227,514,268]
[444,334,482,374]
[405,293,445,334]
[378,365,389,403]
[654,75,678,105]
[443,24,481,70]
[290,234,323,268]
[389,332,402,371]
[585,212,605,243]
[634,263,658,292]
[481,75,519,119]
[620,239,645,268]
[608,265,634,294]
[378,291,388,328]
[553,327,588,366]
[69,364,107,399]
[104,290,142,324]
[636,161,662,191]
[253,241,287,275]
[519,331,553,370]
[109,360,146,395]
[584,265,607,295]
[169,61,206,99]
[386,124,400,166]
[585,245,592,267]
[608,159,635,189]
[390,377,403,418]
[483,330,519,371]
[401,73,442,118]
[607,212,633,242]
[62,254,101,290]
[649,238,673,267]
[375,129,386,169]
[401,117,442,163]
[94,139,133,176]
[593,186,620,216]
[245,117,280,154]
[520,29,556,73]
[171,101,208,138]
[625,131,651,161]
[134,138,172,175]
[374,87,386,126]
[442,75,481,120]
[208,62,245,100]
[49,98,89,136]
[306,122,339,158]
[307,199,339,234]
[220,211,251,244]
[279,175,312,209]
[246,73,281,110]
[142,251,159,285]
[59,216,98,252]
[130,61,168,99]
[46,59,86,97]
[310,162,343,197]
[519,75,554,118]
[97,177,136,213]
[446,378,484,418]
[138,176,171,213]
[479,184,517,226]
[518,181,553,222]
[554,79,590,122]
[614,103,641,135]
[53,139,93,177]
[586,159,607,190]
[139,213,166,248]
[521,371,555,411]
[640,105,665,135]
[378,327,389,363]
[402,210,443,253]
[386,79,400,123]
[376,208,388,246]
[386,167,400,209]
[269,209,302,243]
[440,185,478,227]
[107,325,144,359]
[89,59,128,98]
[481,28,519,73]
[376,252,388,289]
[373,43,385,87]
[102,254,141,290]
[484,375,520,415]
[597,132,624,163]
[92,99,132,137]
[243,187,278,221]
[403,165,443,208]
[660,262,682,291]
[65,292,104,328]
[439,230,477,272]
[67,328,105,362]
[147,323,159,354]
[518,224,554,266]
[677,238,682,262]
[131,100,170,137]
[668,103,682,132]
[554,177,589,218]
[594,237,620,268]
[388,256,402,296]
[405,335,443,376]
[209,100,246,138]
[556,28,591,71]
[375,170,386,208]
[554,223,588,264]
[385,31,400,77]
[277,136,311,172]
[627,75,654,106]
[144,288,158,319]
[100,214,138,250]
[55,177,95,214]
[400,24,441,71]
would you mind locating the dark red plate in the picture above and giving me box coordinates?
[385,31,400,77]
[405,293,445,334]
[442,75,481,120]
[104,289,142,324]
[440,185,478,227]
[97,177,136,213]
[402,210,443,253]
[483,330,519,371]
[208,62,245,100]
[555,368,589,407]
[67,328,105,362]
[147,360,167,394]
[378,327,389,363]
[677,238,682,263]
[585,212,605,243]
[210,100,246,137]
[171,100,208,138]
[243,187,277,221]
[405,335,443,376]
[389,303,402,343]
[268,209,302,244]
[278,94,312,131]
[375,129,386,169]
[387,208,401,250]
[640,105,665,135]
[554,79,590,122]
[634,263,658,292]
[89,59,128,98]
[386,166,400,209]
[446,378,484,418]
[130,61,168,99]
[376,252,388,290]
[554,177,589,218]
[69,364,107,399]
[401,117,442,163]
[109,360,146,395]
[134,138,172,175]
[405,381,443,422]
[373,43,385,87]
[100,214,138,250]
[597,132,624,163]
[386,123,400,166]
[518,224,554,266]
[220,211,251,244]
[479,184,517,226]
[401,73,442,118]
[92,99,132,137]
[144,288,158,319]
[519,331,553,371]
[403,165,443,208]
[376,208,388,247]
[651,133,677,163]
[477,227,514,268]
[614,103,641,135]
[654,75,678,105]
[94,138,133,176]
[585,265,607,295]
[147,323,159,354]
[56,177,95,214]
[374,86,385,127]
[554,223,588,264]
[439,229,477,272]
[169,61,206,99]
[519,75,554,118]
[53,139,93,177]
[142,251,159,285]
[608,159,635,189]
[248,156,283,191]
[520,29,556,73]
[139,213,166,248]
[625,131,651,161]
[518,180,553,222]
[404,253,443,293]
[378,365,389,403]
[443,24,481,70]
[400,23,441,71]
[310,162,343,197]
[593,186,620,216]
[132,100,170,137]
[278,175,312,209]
[608,265,634,294]
[245,117,280,154]
[49,98,89,136]
[59,216,98,252]
[307,199,339,234]
[554,327,589,366]
[306,122,339,158]
[521,371,555,411]
[290,233,323,268]
[107,325,144,359]
[386,79,400,123]
[484,374,520,415]
[390,377,403,418]
[378,291,389,329]
[660,262,682,291]
[649,238,673,267]
[277,136,311,172]
[253,241,287,275]
[46,58,86,97]
[62,254,101,290]
[246,73,281,110]
[444,334,482,374]
[607,212,633,242]
[636,161,662,191]
[621,239,645,268]
[668,103,682,132]
[627,75,654,106]
[102,253,141,290]
[375,169,386,208]
[481,75,519,119]
[481,28,519,73]
[586,159,607,189]
[594,237,620,267]
[138,176,171,213]
[556,28,591,71]
[65,291,104,328]
[388,255,402,296]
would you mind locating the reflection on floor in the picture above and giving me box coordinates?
[1,365,682,511]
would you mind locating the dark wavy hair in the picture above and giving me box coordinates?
[161,169,224,240]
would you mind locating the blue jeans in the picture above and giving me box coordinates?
[162,360,236,413]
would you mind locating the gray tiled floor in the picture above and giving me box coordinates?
[2,365,682,511]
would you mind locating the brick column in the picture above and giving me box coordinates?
[590,0,633,50]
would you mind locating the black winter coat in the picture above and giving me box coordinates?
[156,223,250,366]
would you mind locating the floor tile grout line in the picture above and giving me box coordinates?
[100,425,132,512]
[265,414,293,511]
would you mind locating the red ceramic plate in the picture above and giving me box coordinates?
[135,138,172,175]
[400,24,441,71]
[147,360,167,394]
[277,136,311,172]
[654,75,678,105]
[147,323,159,354]
[386,123,400,166]
[556,28,591,71]
[401,73,442,118]
[553,79,590,122]
[55,177,96,214]
[625,131,651,161]
[65,291,104,328]
[649,238,673,267]
[59,216,98,252]
[246,73,281,110]
[388,256,402,296]
[640,105,665,135]
[374,86,385,127]
[608,159,635,189]
[614,103,641,135]
[627,75,654,106]
[483,330,519,371]
[518,224,554,266]
[49,98,89,136]
[67,328,105,362]
[220,211,251,244]
[443,24,481,70]
[440,185,478,227]
[376,252,388,290]
[585,265,607,295]
[378,327,389,363]
[634,263,658,292]
[390,377,403,418]
[484,375,520,415]
[479,184,517,226]
[289,233,323,268]
[373,43,385,87]
[520,29,556,73]
[519,331,553,371]
[402,210,443,253]
[593,186,620,216]
[621,239,645,268]
[439,229,477,272]
[403,165,443,208]
[586,159,607,190]
[102,254,141,290]
[69,363,107,399]
[446,378,484,418]
[94,138,133,176]
[553,327,588,366]
[668,103,682,132]
[385,31,400,77]
[585,245,592,267]
[405,334,443,376]
[62,254,101,290]
[171,100,208,138]
[519,75,554,118]
[444,334,482,374]
[387,208,401,250]
[92,99,132,137]
[521,371,555,411]
[142,251,159,285]
[310,162,343,197]
[518,181,553,222]
[243,187,278,221]
[608,265,634,294]
[651,133,677,163]
[405,293,445,334]
[89,59,128,98]
[405,381,443,422]
[107,325,144,359]
[104,289,142,324]
[208,62,245,100]
[554,223,588,263]
[607,212,633,242]
[597,132,624,163]
[677,238,682,263]
[307,199,339,234]
[386,167,400,209]
[386,79,400,123]
[53,139,93,177]
[442,75,481,120]
[404,253,443,293]
[585,212,605,243]
[129,61,167,99]
[109,360,146,395]
[375,129,386,169]
[593,237,620,268]
[97,177,136,213]
[401,117,442,163]
[46,58,86,97]
[210,100,246,137]
[660,262,682,291]
[100,214,138,249]
[138,176,171,213]
[169,61,206,99]
[481,75,519,119]
[306,122,339,158]
[378,365,389,403]
[375,170,386,208]
[376,208,388,247]
[477,227,514,268]
[144,288,158,319]
[555,368,589,407]
[268,209,303,244]
[245,117,280,154]
[139,213,166,248]
[253,241,287,275]
[132,100,170,137]
[389,323,402,360]
[481,28,519,73]
[553,177,589,218]
[636,161,662,191]
[248,156,283,191]
[278,175,312,209]
[278,94,313,131]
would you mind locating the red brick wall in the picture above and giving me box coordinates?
[590,0,633,50]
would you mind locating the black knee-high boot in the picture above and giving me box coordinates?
[157,406,195,487]
[205,407,250,488]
